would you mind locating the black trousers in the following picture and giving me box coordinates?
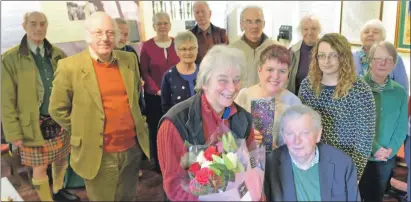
[144,92,163,173]
[359,157,397,202]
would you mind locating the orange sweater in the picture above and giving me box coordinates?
[93,60,136,152]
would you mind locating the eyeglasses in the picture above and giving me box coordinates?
[316,53,339,61]
[90,30,115,40]
[243,19,263,26]
[178,47,197,53]
[372,57,394,64]
[155,22,169,26]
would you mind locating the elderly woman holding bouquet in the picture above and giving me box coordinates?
[157,45,256,201]
[235,44,301,151]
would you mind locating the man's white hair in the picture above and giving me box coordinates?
[193,1,210,10]
[240,6,265,22]
[279,104,323,137]
[23,11,48,25]
[360,19,386,41]
[297,14,322,34]
[84,11,120,46]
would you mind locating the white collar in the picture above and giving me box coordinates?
[27,40,45,57]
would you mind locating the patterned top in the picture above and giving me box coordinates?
[298,77,376,179]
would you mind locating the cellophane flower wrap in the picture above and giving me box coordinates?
[179,124,266,201]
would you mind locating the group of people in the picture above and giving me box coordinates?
[1,1,409,202]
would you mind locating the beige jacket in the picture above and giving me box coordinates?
[1,35,66,146]
[229,34,280,88]
[49,49,150,180]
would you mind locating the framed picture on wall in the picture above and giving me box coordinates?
[395,0,411,52]
[339,1,383,45]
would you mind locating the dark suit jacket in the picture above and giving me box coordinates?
[264,143,360,201]
[190,23,229,64]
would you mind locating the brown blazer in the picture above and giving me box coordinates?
[190,23,229,64]
[49,49,149,180]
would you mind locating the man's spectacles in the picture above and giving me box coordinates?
[90,30,116,40]
[243,19,263,26]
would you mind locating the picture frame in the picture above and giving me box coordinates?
[339,1,383,46]
[394,0,410,53]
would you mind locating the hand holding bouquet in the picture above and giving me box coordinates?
[180,128,265,201]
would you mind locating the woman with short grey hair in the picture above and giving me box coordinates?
[353,19,409,96]
[157,45,256,201]
[139,11,179,173]
[161,31,199,113]
[359,41,408,202]
[287,14,322,95]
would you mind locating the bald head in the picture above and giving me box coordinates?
[22,11,48,44]
[240,6,265,43]
[84,12,119,61]
[193,1,211,28]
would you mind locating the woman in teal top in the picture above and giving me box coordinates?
[359,41,408,202]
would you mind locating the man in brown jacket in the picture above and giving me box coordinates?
[1,11,79,201]
[190,1,229,65]
[49,12,150,201]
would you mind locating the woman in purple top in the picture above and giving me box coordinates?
[287,14,322,95]
[161,31,199,114]
[139,12,179,172]
[353,19,409,96]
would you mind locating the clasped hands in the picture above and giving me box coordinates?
[374,147,392,161]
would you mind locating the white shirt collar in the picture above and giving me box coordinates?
[88,46,116,63]
[291,145,320,170]
[27,40,45,57]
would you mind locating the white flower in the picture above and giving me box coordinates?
[196,151,207,165]
[201,160,212,168]
[226,152,238,168]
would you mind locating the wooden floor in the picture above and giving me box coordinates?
[1,154,408,201]
[1,156,167,201]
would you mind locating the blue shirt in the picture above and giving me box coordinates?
[180,68,199,96]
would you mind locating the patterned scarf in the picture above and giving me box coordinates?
[358,46,370,76]
[370,76,388,92]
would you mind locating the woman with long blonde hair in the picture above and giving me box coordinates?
[298,33,376,181]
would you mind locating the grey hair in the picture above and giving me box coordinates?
[152,12,171,25]
[114,17,127,25]
[193,1,210,10]
[23,11,48,25]
[174,31,198,50]
[297,14,322,34]
[240,6,265,22]
[194,45,245,91]
[279,105,322,136]
[84,12,120,46]
[360,19,386,41]
[368,41,398,66]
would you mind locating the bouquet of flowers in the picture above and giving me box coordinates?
[180,125,265,201]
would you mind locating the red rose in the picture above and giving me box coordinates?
[195,168,214,185]
[188,162,201,175]
[203,145,220,161]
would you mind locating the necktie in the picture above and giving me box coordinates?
[36,47,41,58]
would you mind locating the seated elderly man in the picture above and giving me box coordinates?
[264,105,360,201]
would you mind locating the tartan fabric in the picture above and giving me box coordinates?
[19,131,70,166]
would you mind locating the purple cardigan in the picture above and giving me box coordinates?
[140,38,180,95]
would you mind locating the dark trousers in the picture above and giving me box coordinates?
[405,136,410,202]
[359,157,397,202]
[144,92,163,172]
